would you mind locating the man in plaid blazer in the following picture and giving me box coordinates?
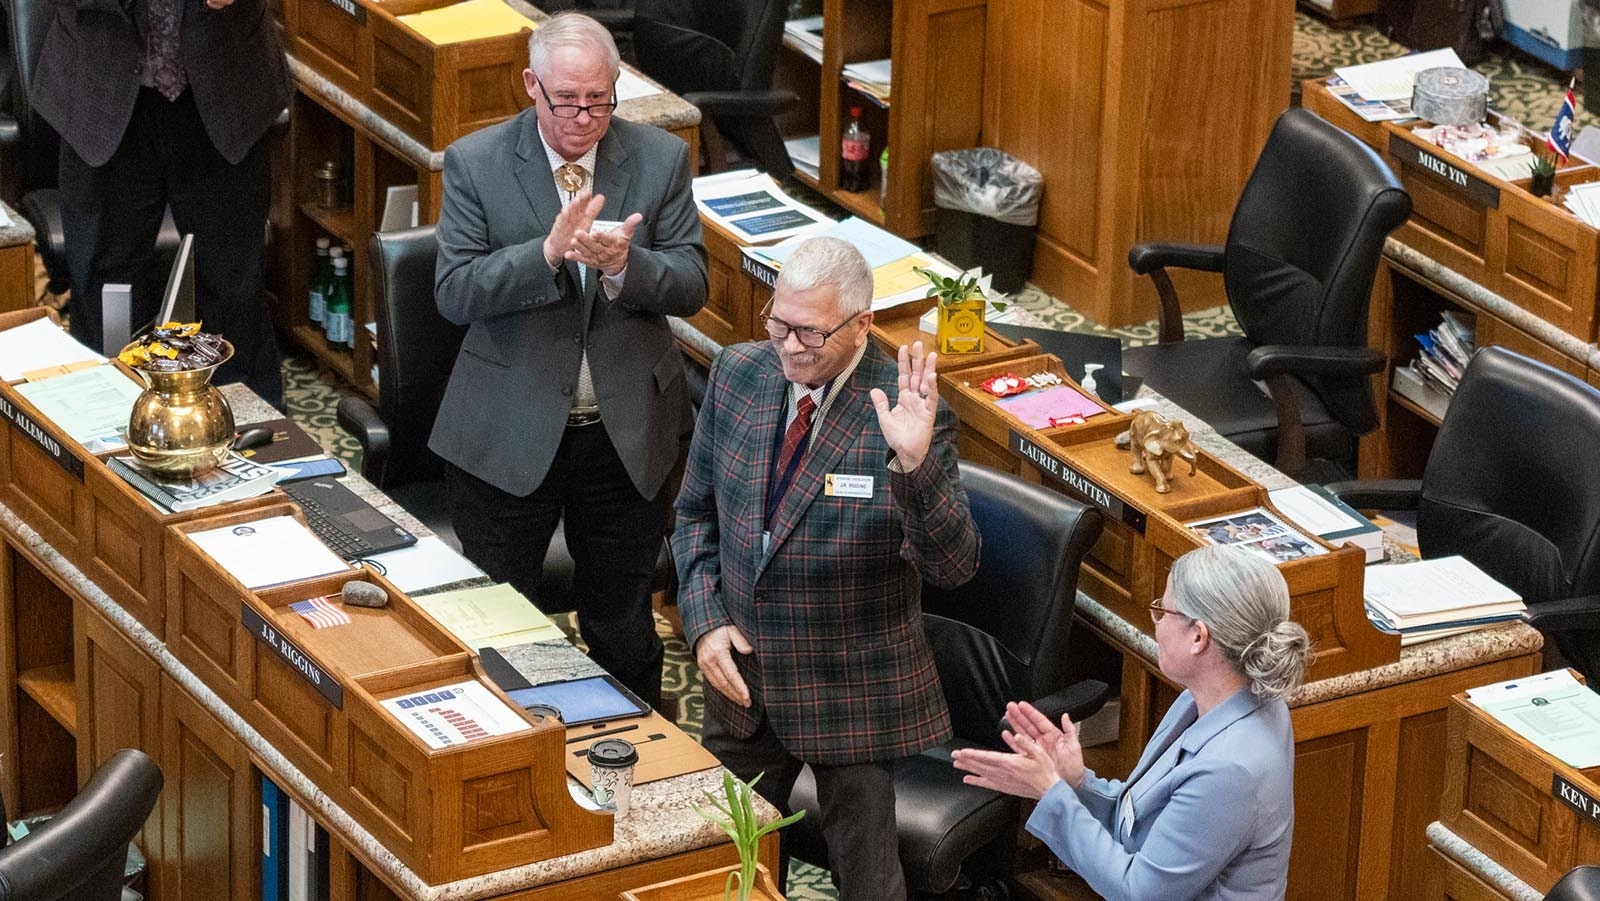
[673,236,979,899]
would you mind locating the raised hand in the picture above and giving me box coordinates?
[868,341,939,471]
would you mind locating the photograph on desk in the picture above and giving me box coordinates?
[1187,508,1328,564]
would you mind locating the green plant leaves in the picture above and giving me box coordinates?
[690,770,807,901]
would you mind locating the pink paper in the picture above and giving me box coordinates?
[994,386,1106,429]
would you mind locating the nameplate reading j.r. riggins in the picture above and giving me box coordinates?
[1554,773,1600,834]
[1388,133,1501,209]
[241,604,344,709]
[0,393,83,480]
[322,0,366,23]
[1009,430,1145,533]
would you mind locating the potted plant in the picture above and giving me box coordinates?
[1529,151,1557,198]
[915,267,1004,355]
[619,771,802,901]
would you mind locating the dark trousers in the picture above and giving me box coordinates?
[58,86,282,406]
[447,423,666,709]
[701,709,907,901]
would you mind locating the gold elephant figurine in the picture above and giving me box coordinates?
[1127,409,1199,494]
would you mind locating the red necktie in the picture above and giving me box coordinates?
[776,394,816,480]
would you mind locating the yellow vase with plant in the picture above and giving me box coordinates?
[917,267,1000,354]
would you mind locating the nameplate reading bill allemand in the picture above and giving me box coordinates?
[0,393,83,480]
[241,604,345,709]
[1009,430,1145,533]
[1554,773,1600,834]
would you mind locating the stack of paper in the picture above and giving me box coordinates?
[412,583,567,650]
[691,169,834,244]
[1563,180,1600,226]
[0,317,104,381]
[396,0,532,45]
[1268,484,1384,563]
[380,679,531,749]
[843,59,891,106]
[13,364,142,453]
[742,217,965,310]
[783,15,824,64]
[784,134,821,181]
[1363,555,1527,645]
[1467,670,1600,769]
[186,515,350,589]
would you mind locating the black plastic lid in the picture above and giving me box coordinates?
[589,738,638,768]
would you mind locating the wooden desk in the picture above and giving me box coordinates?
[1426,688,1600,900]
[0,381,774,900]
[0,203,35,315]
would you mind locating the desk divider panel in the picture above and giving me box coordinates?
[164,504,612,885]
[938,354,1395,681]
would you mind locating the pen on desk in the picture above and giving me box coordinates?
[565,723,639,744]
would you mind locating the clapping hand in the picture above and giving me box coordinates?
[951,701,1086,800]
[869,341,938,471]
[543,189,642,277]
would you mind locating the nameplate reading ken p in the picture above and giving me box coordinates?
[0,393,83,480]
[1554,773,1600,834]
[1388,133,1501,209]
[1009,430,1145,533]
[241,604,345,709]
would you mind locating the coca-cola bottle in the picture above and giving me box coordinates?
[840,107,871,192]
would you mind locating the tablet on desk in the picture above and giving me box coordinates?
[505,675,649,726]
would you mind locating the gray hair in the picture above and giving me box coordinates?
[1169,545,1311,701]
[775,236,873,317]
[528,13,621,81]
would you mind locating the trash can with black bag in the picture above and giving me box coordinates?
[931,147,1042,294]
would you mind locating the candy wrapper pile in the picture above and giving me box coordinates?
[118,322,228,371]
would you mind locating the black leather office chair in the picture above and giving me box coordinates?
[787,462,1108,898]
[1327,346,1600,685]
[335,225,692,609]
[0,748,162,901]
[0,0,181,301]
[1122,108,1412,482]
[1547,865,1600,901]
[631,0,796,177]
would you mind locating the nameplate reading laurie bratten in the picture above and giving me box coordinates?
[1555,773,1600,833]
[241,604,344,709]
[1387,133,1501,209]
[0,393,83,480]
[1008,430,1145,533]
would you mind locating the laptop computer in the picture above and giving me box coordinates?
[280,477,417,560]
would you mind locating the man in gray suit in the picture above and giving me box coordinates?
[31,0,289,404]
[431,13,707,709]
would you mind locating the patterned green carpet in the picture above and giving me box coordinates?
[276,13,1589,898]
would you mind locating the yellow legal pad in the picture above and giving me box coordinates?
[396,0,534,44]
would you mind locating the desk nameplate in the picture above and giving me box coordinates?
[0,392,83,480]
[242,603,344,709]
[1554,773,1600,834]
[1388,133,1502,209]
[1009,430,1146,533]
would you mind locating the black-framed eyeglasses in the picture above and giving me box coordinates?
[760,301,861,349]
[1149,597,1194,626]
[535,78,618,119]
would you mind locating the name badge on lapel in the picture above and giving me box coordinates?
[825,474,873,498]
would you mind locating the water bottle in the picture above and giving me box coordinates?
[325,256,351,351]
[308,237,330,325]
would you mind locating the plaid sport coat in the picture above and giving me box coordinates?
[672,340,980,765]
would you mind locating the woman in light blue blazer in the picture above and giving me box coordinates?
[953,545,1312,901]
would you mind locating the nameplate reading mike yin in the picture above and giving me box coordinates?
[0,393,83,480]
[1008,430,1145,533]
[1554,773,1600,833]
[1388,133,1501,209]
[241,604,344,709]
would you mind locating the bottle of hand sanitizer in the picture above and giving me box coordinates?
[1082,363,1104,397]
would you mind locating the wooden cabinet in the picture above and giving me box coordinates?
[776,0,987,237]
[981,0,1294,325]
[160,673,255,901]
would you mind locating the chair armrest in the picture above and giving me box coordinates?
[0,113,18,147]
[1125,242,1223,343]
[681,89,799,119]
[1245,345,1387,380]
[1523,594,1600,633]
[335,395,390,479]
[998,680,1109,735]
[1320,479,1422,511]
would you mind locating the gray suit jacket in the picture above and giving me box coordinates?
[430,111,707,498]
[31,0,290,167]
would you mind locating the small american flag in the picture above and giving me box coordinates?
[290,596,351,629]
